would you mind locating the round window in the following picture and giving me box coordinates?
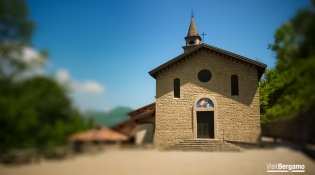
[198,69,212,82]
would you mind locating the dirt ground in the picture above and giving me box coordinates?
[1,146,314,175]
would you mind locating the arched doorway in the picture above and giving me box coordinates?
[195,98,215,139]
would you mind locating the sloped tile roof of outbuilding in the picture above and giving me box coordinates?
[70,126,129,142]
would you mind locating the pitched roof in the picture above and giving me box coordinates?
[149,43,267,80]
[111,119,137,137]
[128,102,155,121]
[69,126,129,142]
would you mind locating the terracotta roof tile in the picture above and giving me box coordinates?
[70,126,128,142]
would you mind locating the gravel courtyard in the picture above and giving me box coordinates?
[1,146,314,175]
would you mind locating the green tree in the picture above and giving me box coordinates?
[0,77,92,150]
[259,68,282,123]
[260,1,315,122]
[0,0,36,82]
[0,0,93,152]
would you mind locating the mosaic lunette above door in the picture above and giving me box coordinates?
[196,98,214,108]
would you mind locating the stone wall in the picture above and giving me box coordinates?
[135,123,155,145]
[154,49,261,148]
[261,109,315,144]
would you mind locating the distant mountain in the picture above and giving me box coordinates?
[84,106,133,127]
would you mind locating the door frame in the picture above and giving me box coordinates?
[197,111,214,138]
[192,96,217,139]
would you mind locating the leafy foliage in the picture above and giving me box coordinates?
[259,69,281,122]
[0,0,93,152]
[0,0,35,44]
[260,2,315,122]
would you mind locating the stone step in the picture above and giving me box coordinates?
[167,147,239,152]
[169,144,240,148]
[177,140,224,143]
[166,146,240,151]
[173,144,238,147]
[164,139,243,152]
[177,141,223,144]
[176,141,225,144]
[171,144,226,146]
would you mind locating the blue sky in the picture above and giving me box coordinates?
[26,0,310,111]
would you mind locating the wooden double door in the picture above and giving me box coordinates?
[197,111,214,138]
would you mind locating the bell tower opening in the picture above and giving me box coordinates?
[182,12,202,52]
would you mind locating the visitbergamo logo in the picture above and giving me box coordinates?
[266,163,305,173]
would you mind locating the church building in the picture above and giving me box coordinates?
[130,14,266,149]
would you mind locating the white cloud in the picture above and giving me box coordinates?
[22,47,46,65]
[81,81,105,93]
[55,69,105,94]
[19,49,105,95]
[55,69,70,83]
[11,47,47,79]
[22,47,39,62]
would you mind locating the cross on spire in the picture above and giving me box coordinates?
[191,9,194,18]
[201,32,207,43]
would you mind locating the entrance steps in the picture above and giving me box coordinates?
[164,139,243,152]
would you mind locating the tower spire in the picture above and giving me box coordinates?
[187,15,199,37]
[183,12,202,52]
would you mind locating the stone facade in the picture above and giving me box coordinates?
[153,48,263,148]
[135,123,155,145]
[146,15,266,149]
[127,102,156,145]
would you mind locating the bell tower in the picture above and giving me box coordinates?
[182,12,202,52]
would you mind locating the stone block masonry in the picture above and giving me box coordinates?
[154,49,261,148]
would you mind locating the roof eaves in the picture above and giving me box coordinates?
[148,45,203,78]
[202,44,267,68]
[127,102,156,116]
[148,43,267,79]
